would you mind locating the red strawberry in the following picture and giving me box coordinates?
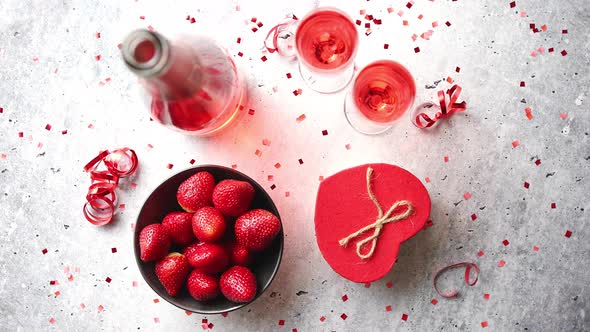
[192,207,226,243]
[139,224,171,262]
[177,171,215,212]
[235,209,281,252]
[155,252,191,296]
[187,270,220,301]
[227,241,253,266]
[212,180,255,217]
[220,266,257,303]
[162,212,195,246]
[183,242,229,274]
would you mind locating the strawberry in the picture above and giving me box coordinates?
[227,241,253,266]
[155,252,191,296]
[192,207,226,243]
[212,179,255,217]
[177,171,215,212]
[187,270,220,301]
[234,209,281,252]
[220,266,257,303]
[162,212,195,246]
[183,242,229,274]
[139,224,171,262]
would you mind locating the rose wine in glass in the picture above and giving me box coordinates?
[344,60,416,135]
[122,29,243,136]
[294,7,358,93]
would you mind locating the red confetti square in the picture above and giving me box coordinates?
[356,20,361,26]
[484,293,490,300]
[261,56,267,62]
[471,213,477,221]
[45,124,52,131]
[18,132,23,138]
[185,311,192,316]
[255,149,262,157]
[342,294,348,302]
[190,18,196,24]
[524,181,530,189]
[189,159,196,165]
[444,155,449,162]
[153,298,160,303]
[548,48,554,52]
[384,44,389,49]
[61,130,68,135]
[364,282,371,288]
[238,52,244,57]
[167,163,173,169]
[414,47,420,53]
[565,230,572,238]
[286,73,292,79]
[425,177,430,183]
[445,21,452,26]
[520,81,526,87]
[345,144,351,150]
[278,320,285,326]
[248,108,255,115]
[386,305,392,312]
[562,29,568,34]
[431,299,438,305]
[512,140,520,148]
[533,246,539,251]
[298,159,304,165]
[525,107,533,120]
[478,250,485,257]
[98,305,104,312]
[322,130,328,136]
[387,7,394,13]
[386,281,393,288]
[340,313,347,320]
[498,260,506,267]
[406,2,413,8]
[535,159,541,166]
[481,321,489,328]
[251,27,258,32]
[257,22,263,28]
[111,248,117,253]
[560,113,567,120]
[503,239,509,246]
[320,316,326,322]
[236,37,241,44]
[285,191,290,197]
[296,114,306,122]
[105,277,112,283]
[95,55,102,61]
[551,202,556,209]
[0,107,3,113]
[50,280,57,285]
[154,317,160,323]
[49,317,55,324]
[42,248,48,255]
[262,138,271,146]
[464,192,472,200]
[292,329,297,332]
[364,23,370,28]
[561,50,567,56]
[401,313,408,321]
[139,15,145,20]
[274,163,281,169]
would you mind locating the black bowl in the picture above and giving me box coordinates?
[134,165,283,314]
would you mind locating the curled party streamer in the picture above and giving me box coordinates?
[83,148,138,225]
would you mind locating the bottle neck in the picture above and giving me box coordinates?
[122,30,202,100]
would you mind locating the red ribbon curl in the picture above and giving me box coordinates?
[433,262,479,298]
[415,84,467,128]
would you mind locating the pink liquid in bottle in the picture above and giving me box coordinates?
[122,30,243,135]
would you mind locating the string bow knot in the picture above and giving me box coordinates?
[339,167,414,259]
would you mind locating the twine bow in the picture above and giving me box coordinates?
[338,167,414,259]
[415,84,467,128]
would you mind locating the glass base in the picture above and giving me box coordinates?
[299,62,355,94]
[344,90,396,135]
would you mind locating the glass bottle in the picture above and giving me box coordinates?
[121,29,243,136]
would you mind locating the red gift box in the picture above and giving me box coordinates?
[314,163,431,283]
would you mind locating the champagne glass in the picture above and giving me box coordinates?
[266,7,358,93]
[344,60,416,135]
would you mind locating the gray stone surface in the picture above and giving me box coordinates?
[0,0,588,331]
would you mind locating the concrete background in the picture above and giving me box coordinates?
[0,0,588,331]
